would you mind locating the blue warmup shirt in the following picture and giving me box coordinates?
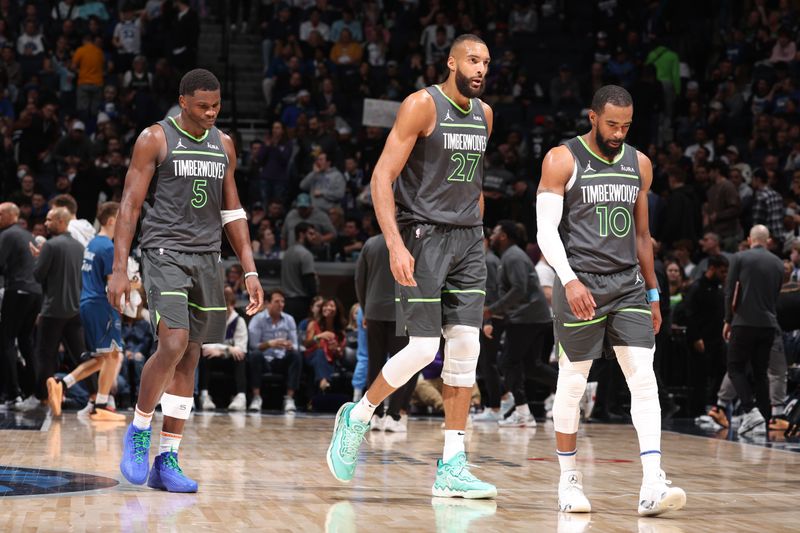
[81,235,113,304]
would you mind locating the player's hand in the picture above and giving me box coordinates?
[107,270,131,314]
[244,275,264,315]
[693,339,705,353]
[650,301,662,334]
[483,323,493,339]
[564,279,596,321]
[389,244,416,287]
[722,322,731,342]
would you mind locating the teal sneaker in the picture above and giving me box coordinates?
[431,452,497,499]
[326,402,370,482]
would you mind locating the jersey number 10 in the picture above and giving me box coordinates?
[447,153,482,182]
[595,205,632,238]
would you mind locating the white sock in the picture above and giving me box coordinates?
[159,431,182,454]
[63,375,76,388]
[516,403,531,416]
[96,393,109,405]
[351,393,379,424]
[557,449,577,474]
[133,405,154,430]
[641,450,662,480]
[108,395,115,409]
[443,430,465,462]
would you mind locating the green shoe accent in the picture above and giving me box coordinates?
[326,402,369,482]
[431,452,497,499]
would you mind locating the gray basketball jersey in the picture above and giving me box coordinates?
[139,117,228,252]
[395,85,488,227]
[559,136,641,274]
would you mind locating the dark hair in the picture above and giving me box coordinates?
[179,68,220,96]
[709,160,728,177]
[591,85,633,114]
[668,166,686,183]
[267,288,285,302]
[344,216,361,229]
[321,297,347,334]
[50,193,78,215]
[97,201,119,225]
[707,254,729,270]
[496,219,519,244]
[449,33,486,55]
[295,221,312,240]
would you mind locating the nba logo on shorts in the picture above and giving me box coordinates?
[415,227,421,239]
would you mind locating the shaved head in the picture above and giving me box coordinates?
[0,202,19,229]
[749,224,769,244]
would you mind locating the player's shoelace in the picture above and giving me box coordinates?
[163,453,183,473]
[340,421,368,460]
[132,431,151,464]
[443,455,480,483]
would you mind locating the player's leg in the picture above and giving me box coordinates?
[89,305,126,420]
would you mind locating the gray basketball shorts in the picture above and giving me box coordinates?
[552,265,655,362]
[141,248,227,344]
[395,223,486,337]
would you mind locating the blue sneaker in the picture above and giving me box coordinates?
[431,452,497,499]
[120,424,151,485]
[147,452,198,493]
[326,402,369,482]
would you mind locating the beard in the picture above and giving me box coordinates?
[595,129,624,160]
[455,68,485,98]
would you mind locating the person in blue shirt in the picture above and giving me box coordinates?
[46,202,126,421]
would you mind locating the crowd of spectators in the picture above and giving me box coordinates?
[1,1,800,416]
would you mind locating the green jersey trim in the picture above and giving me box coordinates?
[394,297,442,303]
[618,308,652,315]
[563,315,607,328]
[188,302,227,312]
[168,116,209,143]
[580,172,639,180]
[172,150,226,158]
[439,123,486,130]
[442,289,487,295]
[161,291,188,299]
[435,84,472,114]
[578,135,626,165]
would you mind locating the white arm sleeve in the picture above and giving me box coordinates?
[536,192,578,286]
[221,208,247,226]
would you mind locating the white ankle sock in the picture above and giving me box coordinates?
[351,394,379,423]
[96,393,109,405]
[63,375,76,388]
[516,403,531,416]
[557,449,577,473]
[640,450,661,480]
[159,431,182,454]
[133,405,154,430]
[443,430,465,462]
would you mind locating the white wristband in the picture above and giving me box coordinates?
[536,192,578,285]
[221,208,247,226]
[244,272,258,279]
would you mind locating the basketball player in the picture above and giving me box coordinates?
[108,69,263,492]
[46,202,126,422]
[327,34,496,498]
[537,86,686,515]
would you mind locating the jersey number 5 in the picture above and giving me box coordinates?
[595,205,632,237]
[192,179,208,208]
[447,153,481,182]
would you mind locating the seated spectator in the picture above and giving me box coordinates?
[329,28,362,67]
[225,263,245,300]
[330,9,362,42]
[298,295,324,344]
[247,289,301,413]
[328,205,345,235]
[199,287,248,411]
[281,193,336,249]
[332,217,365,261]
[252,226,281,259]
[299,9,330,42]
[299,151,346,211]
[303,297,346,393]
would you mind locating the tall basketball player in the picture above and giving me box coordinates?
[537,86,686,515]
[108,69,263,492]
[326,34,496,498]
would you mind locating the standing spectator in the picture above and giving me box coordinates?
[299,152,346,212]
[691,232,733,281]
[304,297,346,393]
[257,121,293,203]
[330,9,362,43]
[703,162,742,251]
[0,202,42,406]
[27,207,85,410]
[198,287,249,412]
[281,193,336,249]
[333,217,365,262]
[72,33,104,120]
[247,289,302,413]
[112,3,143,75]
[281,222,318,321]
[751,169,785,243]
[16,19,45,79]
[723,225,784,435]
[299,9,330,42]
[169,0,199,73]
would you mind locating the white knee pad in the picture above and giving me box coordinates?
[553,355,592,434]
[614,345,658,398]
[160,393,193,420]
[441,325,480,388]
[382,336,440,388]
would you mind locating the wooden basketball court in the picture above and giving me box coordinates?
[0,411,797,532]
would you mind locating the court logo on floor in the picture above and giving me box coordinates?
[0,466,118,497]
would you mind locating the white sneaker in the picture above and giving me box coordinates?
[77,401,95,416]
[500,393,515,416]
[107,395,116,411]
[15,395,40,411]
[558,471,592,513]
[498,410,537,428]
[228,392,246,411]
[472,409,502,422]
[248,395,262,412]
[384,414,408,433]
[283,396,296,413]
[200,391,216,411]
[371,414,385,431]
[737,407,766,436]
[638,470,686,516]
[544,393,556,413]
